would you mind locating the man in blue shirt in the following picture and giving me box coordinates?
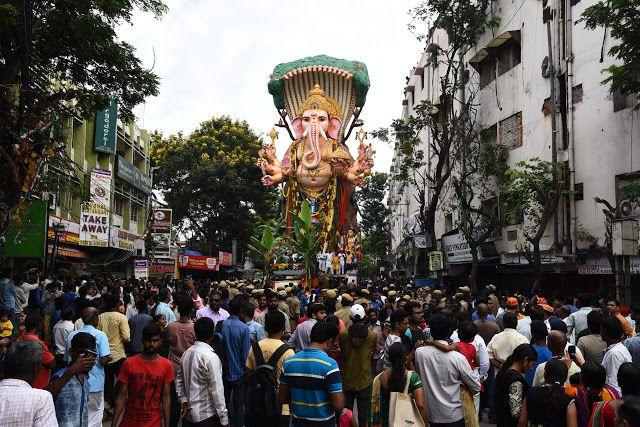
[280,322,345,427]
[66,307,112,427]
[221,297,250,426]
[243,303,266,343]
[48,332,96,427]
[0,269,17,325]
[154,287,176,324]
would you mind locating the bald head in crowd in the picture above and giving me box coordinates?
[82,307,99,326]
[547,330,568,357]
[476,303,490,319]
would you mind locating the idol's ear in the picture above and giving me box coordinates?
[291,117,304,139]
[328,117,342,140]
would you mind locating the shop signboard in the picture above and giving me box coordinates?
[218,251,233,266]
[110,228,140,251]
[80,169,112,247]
[94,100,117,154]
[429,251,444,271]
[48,216,80,245]
[178,255,219,271]
[149,257,175,278]
[442,232,483,265]
[117,156,152,194]
[134,260,149,279]
[151,208,172,234]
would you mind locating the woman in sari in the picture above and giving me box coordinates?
[589,362,640,427]
[368,342,428,427]
[564,362,618,427]
[495,343,538,427]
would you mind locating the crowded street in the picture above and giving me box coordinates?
[1,0,640,426]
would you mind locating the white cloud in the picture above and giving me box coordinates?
[118,0,424,172]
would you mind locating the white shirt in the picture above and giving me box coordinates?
[451,331,490,382]
[52,319,74,355]
[487,328,529,363]
[415,341,481,423]
[564,307,593,343]
[602,342,633,394]
[0,378,57,426]
[533,358,581,387]
[176,341,228,424]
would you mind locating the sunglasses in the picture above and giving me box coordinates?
[211,299,221,303]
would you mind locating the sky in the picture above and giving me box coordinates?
[117,0,425,173]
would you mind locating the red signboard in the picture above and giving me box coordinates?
[218,251,233,266]
[179,255,219,271]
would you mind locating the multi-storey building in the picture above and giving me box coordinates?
[389,0,640,295]
[4,102,152,277]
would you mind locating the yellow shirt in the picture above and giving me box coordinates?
[0,320,13,337]
[246,338,295,415]
[97,311,130,362]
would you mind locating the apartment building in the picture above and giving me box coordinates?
[388,0,640,294]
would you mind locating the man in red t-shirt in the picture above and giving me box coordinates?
[112,324,174,427]
[20,314,55,389]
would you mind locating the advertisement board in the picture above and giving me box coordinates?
[48,215,80,245]
[94,100,117,154]
[178,255,219,271]
[110,228,140,251]
[117,156,152,194]
[134,260,149,279]
[218,251,233,266]
[442,232,483,265]
[151,209,172,234]
[80,169,112,247]
[429,251,444,271]
[149,258,175,278]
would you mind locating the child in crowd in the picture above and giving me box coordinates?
[0,309,14,343]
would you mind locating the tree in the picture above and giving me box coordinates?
[248,222,281,285]
[580,0,640,109]
[286,201,322,285]
[372,0,498,256]
[151,116,278,256]
[502,158,565,291]
[450,138,509,289]
[0,0,166,235]
[356,172,390,277]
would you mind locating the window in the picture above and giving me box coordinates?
[130,203,139,222]
[496,38,521,76]
[574,183,584,201]
[613,90,638,112]
[479,58,496,89]
[501,196,524,226]
[114,196,125,216]
[499,112,523,150]
[445,214,453,232]
[482,125,498,145]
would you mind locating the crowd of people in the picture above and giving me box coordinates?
[1,267,640,427]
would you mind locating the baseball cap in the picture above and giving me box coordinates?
[350,304,365,320]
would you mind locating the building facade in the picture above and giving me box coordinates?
[4,102,152,277]
[388,0,640,295]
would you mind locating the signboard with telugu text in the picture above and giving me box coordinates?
[134,260,149,279]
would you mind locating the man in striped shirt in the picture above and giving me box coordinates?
[279,322,345,427]
[176,317,228,427]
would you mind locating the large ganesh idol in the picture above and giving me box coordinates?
[258,55,374,251]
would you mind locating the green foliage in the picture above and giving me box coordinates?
[286,201,322,284]
[151,116,278,255]
[0,0,166,235]
[248,222,282,282]
[580,0,640,109]
[620,179,640,201]
[356,172,390,277]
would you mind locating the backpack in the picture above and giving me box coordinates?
[212,320,228,379]
[244,341,291,422]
